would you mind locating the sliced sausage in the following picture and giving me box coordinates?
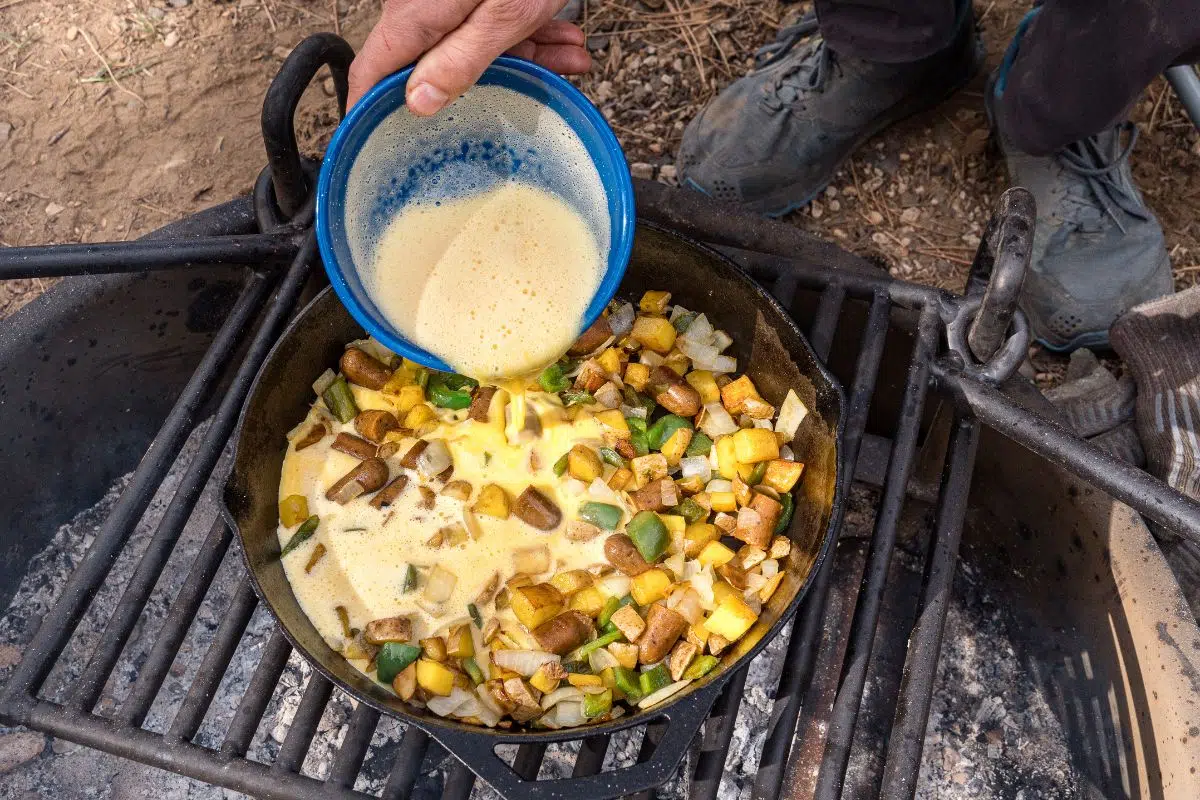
[649,366,701,417]
[340,347,392,389]
[568,315,613,356]
[532,610,595,655]
[468,386,497,422]
[638,603,687,665]
[513,487,562,531]
[326,457,389,504]
[331,432,378,460]
[294,422,328,451]
[604,534,650,576]
[370,475,409,509]
[354,409,400,443]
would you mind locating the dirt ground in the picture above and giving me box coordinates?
[1,0,1199,340]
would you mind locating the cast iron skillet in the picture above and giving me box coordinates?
[222,222,847,799]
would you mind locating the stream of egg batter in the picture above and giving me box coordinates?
[364,182,604,379]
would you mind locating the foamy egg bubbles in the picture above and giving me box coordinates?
[343,84,611,380]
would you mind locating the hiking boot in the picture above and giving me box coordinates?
[988,11,1173,351]
[676,10,982,217]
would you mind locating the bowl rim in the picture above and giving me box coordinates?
[314,55,636,374]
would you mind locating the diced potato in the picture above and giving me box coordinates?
[393,663,417,701]
[503,678,543,721]
[609,604,646,642]
[278,495,309,528]
[715,436,739,480]
[684,523,720,557]
[420,636,448,661]
[568,445,604,482]
[569,586,607,617]
[631,568,672,605]
[676,475,706,495]
[608,642,640,669]
[685,370,721,405]
[608,467,633,490]
[698,541,736,568]
[550,569,594,596]
[416,659,455,696]
[668,640,699,681]
[364,615,412,645]
[403,403,436,429]
[624,362,651,391]
[763,460,805,493]
[663,350,690,376]
[720,375,761,415]
[759,572,785,603]
[597,347,623,375]
[708,633,731,656]
[513,545,551,575]
[529,661,566,693]
[632,316,677,354]
[660,427,693,466]
[472,483,511,519]
[732,428,780,464]
[709,492,737,512]
[742,396,775,419]
[704,594,758,642]
[595,409,631,437]
[738,545,767,570]
[733,474,753,507]
[686,622,710,649]
[660,514,687,538]
[390,385,426,416]
[630,453,669,489]
[768,536,792,559]
[510,583,564,630]
[446,624,474,658]
[639,290,672,314]
[567,673,604,688]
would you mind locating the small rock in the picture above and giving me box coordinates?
[629,162,654,180]
[657,164,677,186]
[555,0,581,21]
[50,738,80,755]
[45,202,65,217]
[147,6,164,20]
[809,200,823,219]
[828,199,841,212]
[0,732,44,774]
[272,46,292,61]
[0,121,11,143]
[168,0,190,6]
[163,30,179,48]
[0,643,20,667]
[66,25,79,41]
[866,210,884,225]
[322,77,336,97]
[899,207,920,224]
[586,35,609,51]
[963,127,990,157]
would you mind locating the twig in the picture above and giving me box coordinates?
[331,0,340,36]
[261,0,278,32]
[667,0,706,88]
[1,79,31,98]
[80,29,143,104]
[1147,79,1170,132]
[915,248,972,266]
[0,0,32,11]
[977,0,998,24]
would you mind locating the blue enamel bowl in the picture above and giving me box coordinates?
[315,57,635,372]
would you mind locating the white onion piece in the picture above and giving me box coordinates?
[779,444,796,462]
[682,559,701,580]
[663,552,685,579]
[672,588,704,624]
[698,402,738,437]
[668,305,691,324]
[588,478,623,506]
[637,679,692,709]
[427,687,474,716]
[477,684,504,716]
[774,390,808,439]
[475,703,501,727]
[493,649,559,677]
[681,313,714,344]
[423,565,457,603]
[677,337,718,363]
[622,403,648,420]
[690,566,715,608]
[760,559,779,578]
[752,418,774,430]
[312,368,337,396]
[598,573,632,598]
[711,330,733,352]
[708,355,737,374]
[588,647,620,673]
[608,302,635,336]
[680,456,712,483]
[417,438,453,479]
[639,351,665,367]
[745,573,768,595]
[550,701,587,727]
[595,382,622,408]
[706,478,733,493]
[451,694,485,721]
[563,478,588,496]
[540,686,585,710]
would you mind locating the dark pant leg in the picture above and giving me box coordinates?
[814,0,961,63]
[997,0,1200,156]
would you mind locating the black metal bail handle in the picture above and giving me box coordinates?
[964,186,1035,363]
[261,33,355,219]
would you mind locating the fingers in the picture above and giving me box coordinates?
[506,20,588,68]
[406,0,565,115]
[528,19,586,46]
[347,0,479,108]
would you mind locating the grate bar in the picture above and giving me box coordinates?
[573,734,609,777]
[751,291,892,800]
[626,721,668,800]
[513,742,548,779]
[222,628,294,757]
[813,305,941,799]
[274,674,334,773]
[119,518,234,727]
[690,665,749,800]
[444,761,477,799]
[0,273,272,714]
[808,282,846,363]
[380,728,430,800]
[878,412,980,800]
[326,703,381,788]
[167,578,259,741]
[70,236,320,712]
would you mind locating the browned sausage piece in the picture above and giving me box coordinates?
[294,422,328,451]
[364,615,412,645]
[369,475,409,509]
[532,610,595,655]
[332,432,378,460]
[604,534,651,576]
[398,439,428,469]
[326,457,389,504]
[513,487,562,531]
[354,409,400,443]
[573,359,607,392]
[568,315,613,356]
[340,347,392,389]
[638,603,687,665]
[468,386,497,422]
[631,478,677,512]
[649,366,702,417]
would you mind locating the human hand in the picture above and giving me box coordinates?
[348,0,592,113]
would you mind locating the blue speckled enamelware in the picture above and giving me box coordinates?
[315,57,635,372]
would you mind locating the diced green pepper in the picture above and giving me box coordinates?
[582,688,613,718]
[279,515,319,559]
[599,447,628,468]
[626,511,669,563]
[427,373,475,409]
[686,431,714,459]
[400,563,418,593]
[624,387,657,417]
[567,630,624,663]
[579,501,622,531]
[597,595,632,628]
[612,666,643,702]
[647,414,693,451]
[322,376,358,423]
[462,657,485,685]
[601,620,619,636]
[538,363,570,393]
[639,664,671,696]
[413,367,430,389]
[376,642,422,683]
[774,492,795,534]
[747,461,767,486]
[553,452,569,477]
[675,497,707,524]
[562,660,592,674]
[562,389,594,406]
[682,655,719,680]
[671,311,698,333]
[468,603,483,628]
[627,416,650,457]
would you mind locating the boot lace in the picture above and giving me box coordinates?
[1056,121,1148,235]
[755,15,841,111]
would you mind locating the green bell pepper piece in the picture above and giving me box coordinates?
[562,660,592,674]
[626,511,669,563]
[582,688,613,718]
[468,603,483,628]
[279,515,319,559]
[597,595,633,628]
[579,501,622,531]
[671,311,697,333]
[612,666,643,702]
[647,414,693,451]
[639,663,671,696]
[376,642,422,684]
[599,447,628,468]
[462,657,485,685]
[562,389,594,406]
[685,431,714,459]
[774,492,795,534]
[553,452,569,477]
[567,630,624,663]
[747,461,767,486]
[674,497,707,525]
[626,416,650,457]
[322,376,358,423]
[399,563,418,593]
[682,654,719,680]
[538,363,570,393]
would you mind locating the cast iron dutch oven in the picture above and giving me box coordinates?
[222,222,847,799]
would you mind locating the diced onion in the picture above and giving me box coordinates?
[752,418,773,430]
[513,545,551,575]
[477,684,504,716]
[598,573,632,598]
[663,552,685,578]
[563,478,588,496]
[540,686,585,710]
[588,647,620,672]
[588,478,624,506]
[669,305,692,324]
[475,703,501,727]
[775,390,809,440]
[681,313,714,344]
[760,559,779,578]
[493,649,560,677]
[637,679,692,709]
[417,438,453,479]
[312,368,337,396]
[595,382,622,408]
[677,338,719,365]
[780,445,796,462]
[423,565,457,603]
[609,302,635,336]
[708,355,737,374]
[671,587,704,624]
[711,330,733,352]
[622,404,648,420]
[680,456,712,483]
[639,351,665,367]
[690,566,715,608]
[681,559,701,580]
[745,573,768,595]
[699,402,738,437]
[549,701,586,728]
[427,687,475,717]
[706,478,733,493]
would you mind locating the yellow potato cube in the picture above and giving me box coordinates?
[472,483,511,519]
[624,362,651,391]
[715,436,739,480]
[569,586,607,617]
[609,604,646,642]
[709,492,738,513]
[529,663,562,694]
[763,460,805,493]
[550,569,594,596]
[759,572,785,603]
[403,403,436,429]
[663,350,690,376]
[278,495,309,528]
[446,624,474,658]
[567,673,604,688]
[686,622,710,649]
[704,595,758,642]
[684,522,720,557]
[685,370,721,405]
[732,428,780,464]
[660,427,693,466]
[712,580,740,606]
[608,467,634,490]
[639,290,672,314]
[389,385,426,416]
[597,347,623,375]
[720,375,762,415]
[697,541,736,567]
[608,642,640,669]
[594,409,630,437]
[415,659,455,696]
[568,445,604,482]
[631,316,677,354]
[510,584,564,630]
[631,568,672,605]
